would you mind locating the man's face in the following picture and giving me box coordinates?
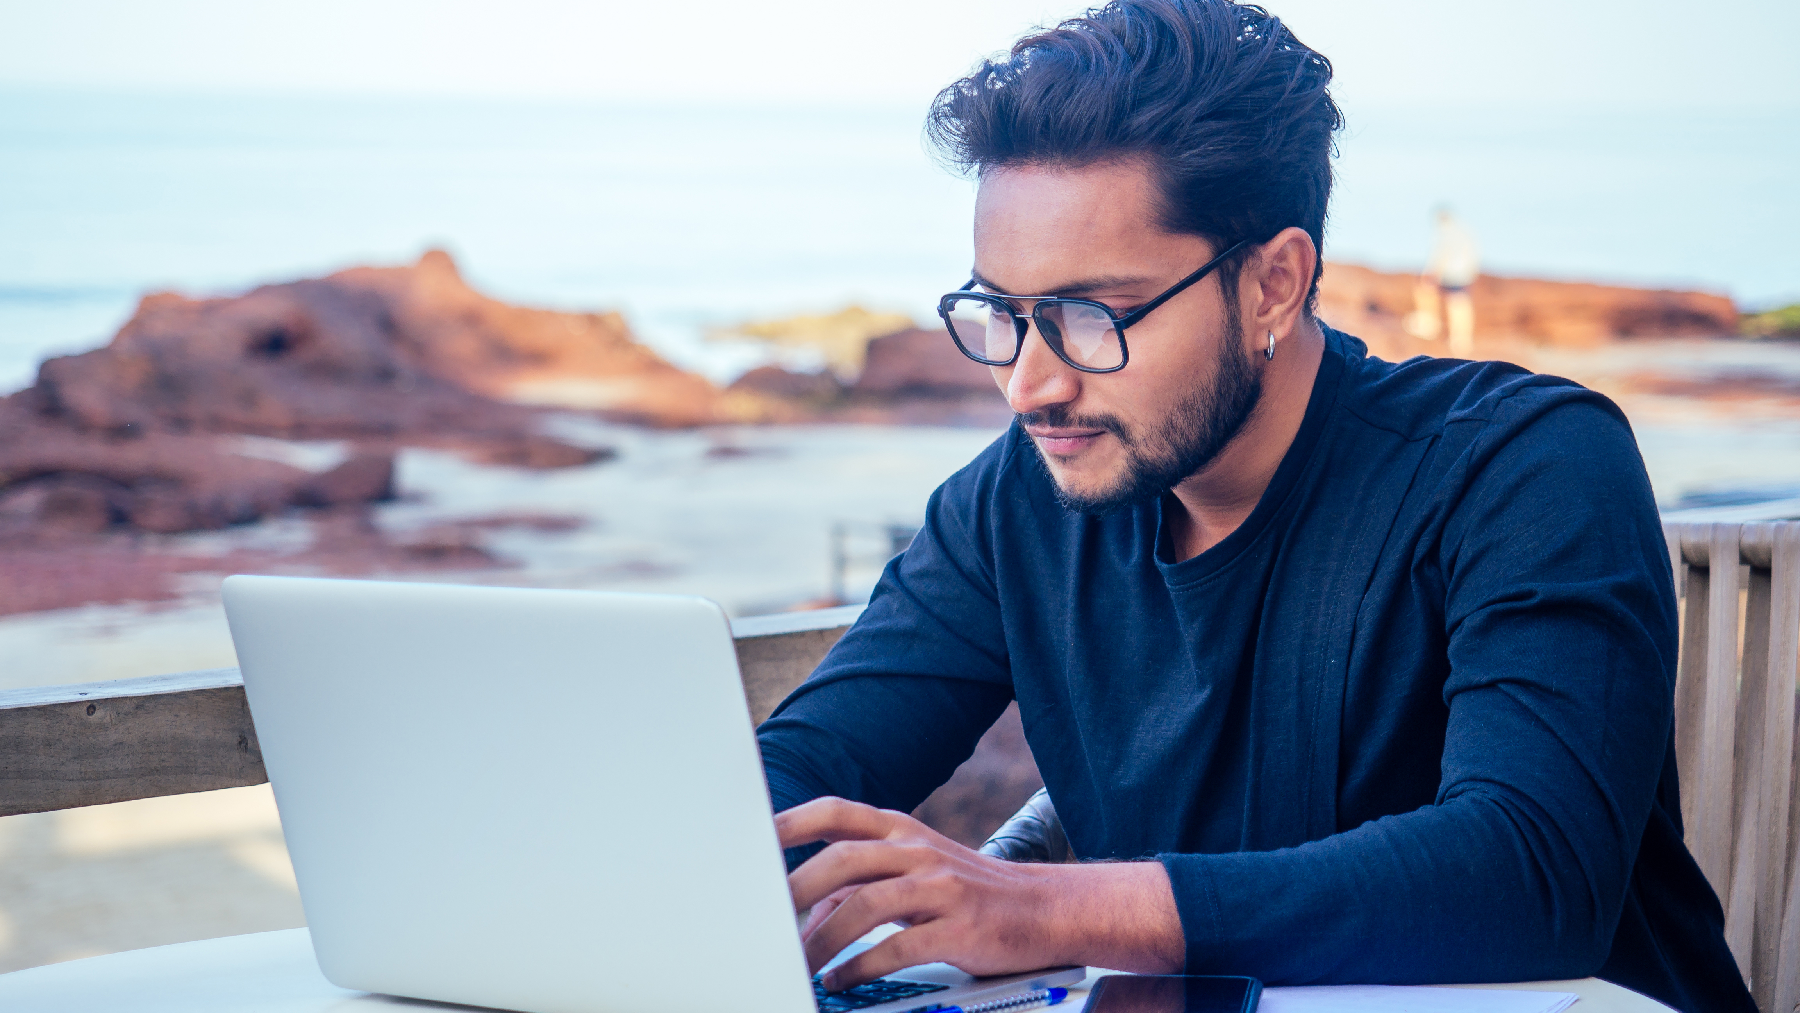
[972,159,1260,513]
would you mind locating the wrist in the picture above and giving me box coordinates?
[1034,860,1184,973]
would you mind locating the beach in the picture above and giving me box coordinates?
[2,87,1799,979]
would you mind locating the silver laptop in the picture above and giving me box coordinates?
[223,576,1082,1013]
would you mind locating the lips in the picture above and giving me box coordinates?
[1026,426,1105,456]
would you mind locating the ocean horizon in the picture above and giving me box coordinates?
[2,87,1796,393]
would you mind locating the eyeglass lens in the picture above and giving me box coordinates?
[943,297,1122,370]
[943,298,1017,364]
[1038,301,1122,369]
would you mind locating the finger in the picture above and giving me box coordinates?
[789,839,932,912]
[804,876,935,977]
[801,885,859,939]
[775,797,901,850]
[821,922,949,991]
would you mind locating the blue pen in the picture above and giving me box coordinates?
[907,986,1069,1013]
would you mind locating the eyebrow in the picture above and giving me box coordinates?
[967,268,1158,299]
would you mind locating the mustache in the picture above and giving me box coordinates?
[1016,406,1134,447]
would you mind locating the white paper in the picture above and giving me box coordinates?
[1258,984,1578,1013]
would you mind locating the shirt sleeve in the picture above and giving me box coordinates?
[1161,396,1680,984]
[758,443,1018,868]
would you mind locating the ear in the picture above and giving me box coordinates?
[1241,227,1317,344]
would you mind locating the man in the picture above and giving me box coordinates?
[1404,206,1481,356]
[756,3,1752,1011]
[1426,206,1481,356]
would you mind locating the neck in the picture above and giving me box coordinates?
[1165,318,1327,561]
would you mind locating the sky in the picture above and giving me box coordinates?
[3,0,1798,111]
[0,0,1794,324]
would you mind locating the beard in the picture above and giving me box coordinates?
[1021,325,1264,517]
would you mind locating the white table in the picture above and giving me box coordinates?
[0,929,1671,1012]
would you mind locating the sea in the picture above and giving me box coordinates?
[2,89,1797,391]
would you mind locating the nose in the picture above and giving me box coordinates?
[998,317,1080,416]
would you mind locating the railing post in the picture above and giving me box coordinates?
[1693,523,1745,899]
[1671,522,1713,846]
[1758,523,1800,1013]
[1729,524,1774,991]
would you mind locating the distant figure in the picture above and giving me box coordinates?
[1412,205,1480,356]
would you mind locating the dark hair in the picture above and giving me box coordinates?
[926,0,1341,311]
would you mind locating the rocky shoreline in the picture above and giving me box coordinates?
[1,250,1788,618]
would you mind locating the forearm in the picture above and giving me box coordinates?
[759,666,1014,870]
[759,673,1013,813]
[1164,785,1629,984]
[756,505,1016,819]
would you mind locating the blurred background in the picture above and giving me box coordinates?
[1,0,1797,974]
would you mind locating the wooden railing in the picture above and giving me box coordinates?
[0,604,864,820]
[2,523,1797,1010]
[1663,522,1799,1012]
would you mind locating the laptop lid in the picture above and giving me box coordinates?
[224,575,813,1013]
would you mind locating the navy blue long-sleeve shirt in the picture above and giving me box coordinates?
[757,327,1752,1013]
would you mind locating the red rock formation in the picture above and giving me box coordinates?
[31,250,720,439]
[0,402,400,538]
[333,251,723,426]
[292,454,396,509]
[0,250,706,538]
[853,327,998,397]
[709,330,1009,424]
[1316,263,1738,361]
[727,365,847,402]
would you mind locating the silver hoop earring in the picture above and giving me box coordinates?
[1265,331,1276,360]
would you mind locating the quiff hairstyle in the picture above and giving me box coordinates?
[926,0,1342,311]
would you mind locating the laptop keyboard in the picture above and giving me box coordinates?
[812,974,950,1011]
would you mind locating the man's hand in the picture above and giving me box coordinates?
[777,797,1184,990]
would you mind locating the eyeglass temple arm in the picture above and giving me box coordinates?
[1114,238,1251,329]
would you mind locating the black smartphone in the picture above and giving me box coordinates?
[1085,974,1261,1013]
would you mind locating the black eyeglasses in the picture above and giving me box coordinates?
[936,239,1249,373]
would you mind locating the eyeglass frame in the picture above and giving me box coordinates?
[936,238,1251,374]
